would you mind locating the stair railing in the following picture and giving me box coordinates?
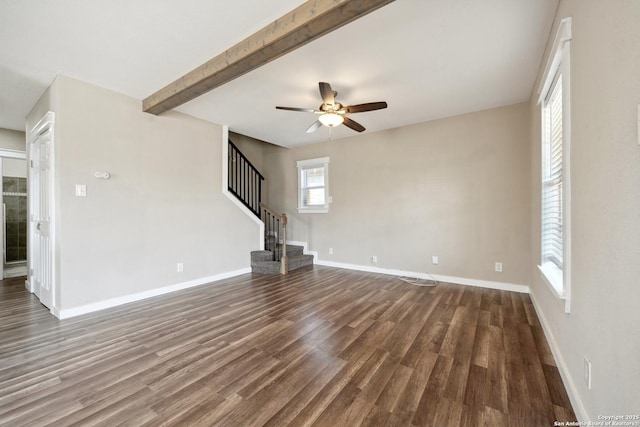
[228,139,264,218]
[260,202,288,275]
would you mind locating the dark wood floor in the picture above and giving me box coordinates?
[0,267,576,426]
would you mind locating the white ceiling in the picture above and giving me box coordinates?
[0,0,558,147]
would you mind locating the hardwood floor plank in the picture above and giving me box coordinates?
[216,349,339,426]
[261,360,347,427]
[374,363,414,413]
[411,354,453,425]
[361,404,392,425]
[463,363,487,407]
[0,268,576,426]
[484,346,509,413]
[393,353,442,424]
[286,345,379,426]
[156,392,233,426]
[543,364,574,409]
[400,319,449,369]
[237,343,319,399]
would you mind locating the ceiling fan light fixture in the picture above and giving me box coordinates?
[276,82,386,134]
[318,112,344,127]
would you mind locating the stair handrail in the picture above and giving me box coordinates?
[260,202,288,274]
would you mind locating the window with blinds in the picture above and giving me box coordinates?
[297,157,330,213]
[538,16,570,310]
[301,167,325,206]
[542,74,563,272]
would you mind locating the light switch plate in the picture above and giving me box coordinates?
[75,184,87,197]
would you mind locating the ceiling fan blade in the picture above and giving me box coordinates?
[343,117,366,132]
[346,102,388,114]
[306,120,323,133]
[319,82,335,106]
[276,106,316,113]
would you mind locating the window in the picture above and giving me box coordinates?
[297,157,329,213]
[541,72,564,286]
[538,18,571,311]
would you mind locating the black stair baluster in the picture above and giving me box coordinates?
[227,139,264,218]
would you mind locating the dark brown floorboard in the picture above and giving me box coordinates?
[0,268,576,426]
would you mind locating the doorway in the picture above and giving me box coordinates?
[0,150,27,281]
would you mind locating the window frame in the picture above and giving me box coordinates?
[537,17,572,313]
[296,157,330,214]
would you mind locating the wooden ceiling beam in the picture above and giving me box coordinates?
[142,0,396,115]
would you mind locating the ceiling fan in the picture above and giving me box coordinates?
[276,82,387,133]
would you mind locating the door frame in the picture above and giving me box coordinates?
[26,112,56,314]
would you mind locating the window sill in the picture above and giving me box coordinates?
[538,263,566,300]
[297,208,328,214]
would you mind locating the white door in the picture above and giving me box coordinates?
[29,114,55,310]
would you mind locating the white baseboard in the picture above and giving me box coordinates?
[55,268,251,320]
[4,265,27,278]
[314,259,529,294]
[529,290,588,422]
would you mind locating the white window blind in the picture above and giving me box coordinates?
[542,75,564,270]
[301,167,325,207]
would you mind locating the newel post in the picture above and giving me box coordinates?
[280,213,288,275]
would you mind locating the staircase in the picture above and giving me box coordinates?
[251,243,314,275]
[228,139,314,275]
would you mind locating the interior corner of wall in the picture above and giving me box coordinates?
[221,125,229,193]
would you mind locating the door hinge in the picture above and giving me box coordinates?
[30,160,34,168]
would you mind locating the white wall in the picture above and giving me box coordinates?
[262,103,531,287]
[3,158,27,178]
[0,128,26,151]
[27,75,260,312]
[529,0,640,419]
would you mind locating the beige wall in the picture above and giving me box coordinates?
[27,75,260,311]
[3,158,27,178]
[529,0,640,419]
[229,131,269,174]
[263,103,531,286]
[0,128,26,151]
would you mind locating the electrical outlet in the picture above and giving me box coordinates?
[329,247,333,255]
[495,262,503,272]
[371,255,377,264]
[584,356,592,389]
[432,256,439,265]
[177,262,184,272]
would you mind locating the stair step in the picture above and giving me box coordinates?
[287,254,314,270]
[264,244,304,256]
[251,253,314,275]
[283,245,304,256]
[250,250,274,263]
[252,245,304,263]
[251,261,282,275]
